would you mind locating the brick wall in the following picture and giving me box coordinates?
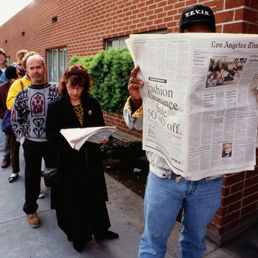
[1,0,258,245]
[207,169,258,244]
[216,0,258,33]
[103,111,142,139]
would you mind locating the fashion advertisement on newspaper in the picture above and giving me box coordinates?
[126,33,258,180]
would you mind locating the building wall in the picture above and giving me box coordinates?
[1,0,258,245]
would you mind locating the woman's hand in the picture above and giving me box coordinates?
[100,137,109,144]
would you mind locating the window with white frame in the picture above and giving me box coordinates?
[105,29,167,50]
[7,57,11,66]
[47,47,67,84]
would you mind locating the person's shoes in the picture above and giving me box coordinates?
[8,173,19,183]
[38,192,45,199]
[1,158,10,168]
[27,213,40,228]
[73,241,84,252]
[94,230,119,241]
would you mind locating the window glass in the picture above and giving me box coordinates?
[48,51,53,81]
[64,48,67,72]
[105,29,167,50]
[47,47,67,84]
[53,50,58,83]
[59,48,64,81]
[7,57,11,66]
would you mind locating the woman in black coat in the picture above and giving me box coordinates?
[46,65,118,252]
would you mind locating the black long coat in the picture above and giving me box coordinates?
[46,95,110,243]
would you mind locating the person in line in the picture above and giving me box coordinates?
[6,51,41,187]
[0,50,28,171]
[7,51,38,111]
[46,65,118,253]
[16,50,28,78]
[0,50,28,85]
[11,55,60,228]
[124,5,224,258]
[0,65,21,182]
[0,48,10,168]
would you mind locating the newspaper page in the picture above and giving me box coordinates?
[60,126,117,150]
[126,33,258,180]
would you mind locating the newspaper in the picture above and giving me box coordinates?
[60,126,117,150]
[126,33,258,180]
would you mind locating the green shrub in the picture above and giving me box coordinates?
[100,141,145,162]
[69,47,134,114]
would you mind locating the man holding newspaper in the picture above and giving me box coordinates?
[124,5,225,258]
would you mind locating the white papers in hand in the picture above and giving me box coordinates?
[60,126,117,150]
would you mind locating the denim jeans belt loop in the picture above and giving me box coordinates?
[176,175,182,183]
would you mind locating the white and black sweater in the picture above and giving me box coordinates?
[11,83,61,144]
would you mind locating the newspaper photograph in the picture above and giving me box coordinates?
[126,33,258,180]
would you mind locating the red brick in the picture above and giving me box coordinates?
[221,191,243,207]
[164,16,173,23]
[240,210,257,224]
[175,2,185,9]
[167,9,177,16]
[138,2,146,8]
[167,21,177,28]
[225,219,239,231]
[158,12,167,18]
[244,176,258,188]
[167,0,176,5]
[225,0,247,9]
[216,11,234,23]
[213,214,222,225]
[216,206,228,217]
[223,22,248,33]
[244,184,258,197]
[186,0,198,7]
[249,0,258,9]
[148,26,157,31]
[244,8,258,23]
[221,210,240,226]
[154,19,163,24]
[228,200,241,213]
[207,222,225,235]
[140,6,148,12]
[146,10,154,16]
[157,1,167,8]
[146,21,154,26]
[248,24,258,34]
[230,181,244,194]
[235,8,245,21]
[222,186,230,196]
[157,24,167,30]
[224,172,245,186]
[148,3,157,10]
[146,0,155,5]
[242,193,258,207]
[246,170,258,179]
[241,202,257,216]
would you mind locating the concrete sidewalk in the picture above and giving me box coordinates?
[0,148,257,258]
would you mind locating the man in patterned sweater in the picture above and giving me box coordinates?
[11,55,60,228]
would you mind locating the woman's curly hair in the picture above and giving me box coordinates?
[58,64,92,98]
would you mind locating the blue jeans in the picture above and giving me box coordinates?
[138,171,223,258]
